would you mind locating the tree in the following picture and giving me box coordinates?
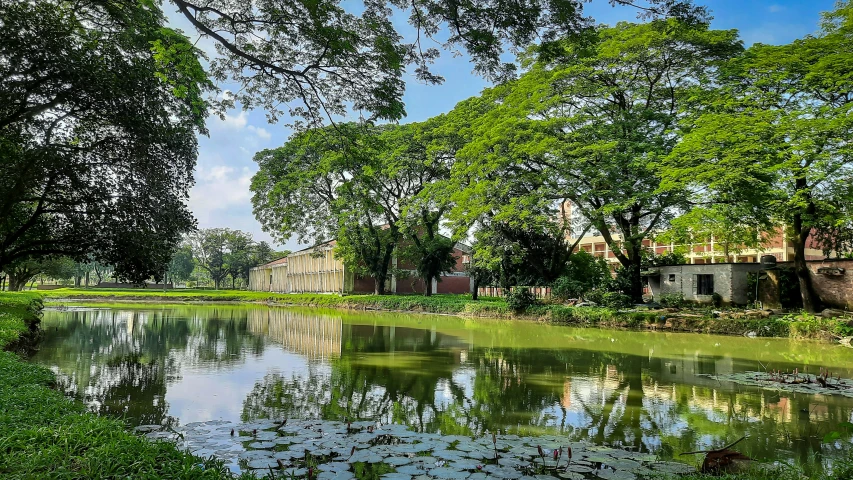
[655,206,769,262]
[0,0,209,281]
[400,228,457,296]
[5,257,75,291]
[225,230,255,289]
[168,245,196,284]
[470,217,577,289]
[188,229,230,289]
[445,20,742,302]
[167,0,705,127]
[252,122,451,294]
[661,2,853,312]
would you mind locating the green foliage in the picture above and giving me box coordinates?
[443,19,742,303]
[660,2,853,311]
[169,245,196,283]
[0,0,210,282]
[712,292,723,307]
[600,292,633,309]
[657,206,770,262]
[551,277,586,302]
[659,293,686,308]
[643,251,688,268]
[252,122,453,294]
[170,0,705,127]
[506,287,538,313]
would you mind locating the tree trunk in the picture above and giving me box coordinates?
[8,274,22,291]
[85,271,89,287]
[472,277,479,300]
[214,277,220,289]
[424,276,433,296]
[231,276,236,289]
[792,234,822,313]
[374,275,386,295]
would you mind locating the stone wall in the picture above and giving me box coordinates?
[808,259,853,309]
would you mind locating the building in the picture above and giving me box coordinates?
[574,229,826,266]
[645,263,765,305]
[248,240,473,294]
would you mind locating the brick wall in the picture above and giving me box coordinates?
[436,276,471,294]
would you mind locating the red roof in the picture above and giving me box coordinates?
[259,257,288,268]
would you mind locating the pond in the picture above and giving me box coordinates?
[29,304,853,474]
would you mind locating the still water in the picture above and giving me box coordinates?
[29,304,853,467]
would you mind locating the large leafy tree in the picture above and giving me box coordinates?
[662,2,853,312]
[168,0,705,126]
[0,0,210,281]
[252,122,452,294]
[188,228,231,289]
[446,20,741,301]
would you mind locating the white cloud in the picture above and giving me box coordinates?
[768,5,785,13]
[189,165,253,224]
[219,111,249,130]
[248,125,272,140]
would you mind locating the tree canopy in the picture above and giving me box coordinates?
[169,0,707,126]
[661,1,853,311]
[440,19,742,301]
[0,0,211,282]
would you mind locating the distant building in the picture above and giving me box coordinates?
[248,240,473,294]
[645,263,765,305]
[573,229,826,265]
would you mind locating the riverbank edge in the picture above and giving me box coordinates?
[43,289,851,341]
[0,292,251,479]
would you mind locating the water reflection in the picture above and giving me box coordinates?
[31,305,853,468]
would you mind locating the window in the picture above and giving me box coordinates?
[668,274,676,282]
[696,274,714,295]
[269,274,273,284]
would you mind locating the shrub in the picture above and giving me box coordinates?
[658,292,685,308]
[601,292,632,309]
[506,287,537,313]
[585,289,606,305]
[551,277,586,302]
[711,292,723,307]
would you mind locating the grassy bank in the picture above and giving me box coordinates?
[42,287,852,340]
[0,292,249,479]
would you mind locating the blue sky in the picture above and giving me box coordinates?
[166,0,836,251]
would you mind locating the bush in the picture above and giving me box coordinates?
[506,287,537,313]
[585,289,606,305]
[658,292,685,308]
[551,276,586,302]
[712,292,723,307]
[601,292,632,309]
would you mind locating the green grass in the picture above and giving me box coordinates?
[40,287,850,339]
[0,291,254,479]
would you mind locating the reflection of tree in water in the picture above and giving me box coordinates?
[241,325,853,470]
[35,307,261,426]
[34,306,853,471]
